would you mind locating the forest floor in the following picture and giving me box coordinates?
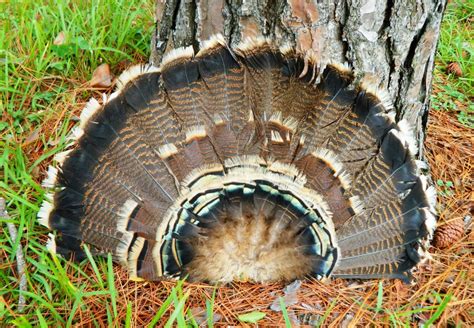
[1,0,472,326]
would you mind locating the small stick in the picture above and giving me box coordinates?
[0,198,27,312]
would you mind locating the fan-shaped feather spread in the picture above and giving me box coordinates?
[39,35,436,283]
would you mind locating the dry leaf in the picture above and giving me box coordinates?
[446,62,462,77]
[270,280,301,311]
[54,31,66,45]
[90,63,113,88]
[394,279,410,299]
[189,307,222,325]
[340,313,355,328]
[24,129,40,145]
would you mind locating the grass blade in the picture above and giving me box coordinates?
[424,294,452,326]
[165,291,190,328]
[172,289,187,327]
[376,280,384,313]
[147,289,176,327]
[206,287,216,328]
[107,254,118,318]
[36,309,48,328]
[317,298,337,327]
[82,244,104,289]
[279,297,292,328]
[125,301,133,328]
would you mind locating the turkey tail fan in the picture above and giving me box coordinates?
[39,34,436,283]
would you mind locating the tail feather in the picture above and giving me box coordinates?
[299,64,355,152]
[39,34,436,283]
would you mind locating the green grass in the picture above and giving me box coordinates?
[0,0,471,326]
[431,0,473,128]
[1,0,155,325]
[279,297,292,327]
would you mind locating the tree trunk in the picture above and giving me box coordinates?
[151,0,446,158]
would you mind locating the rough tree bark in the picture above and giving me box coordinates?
[150,0,446,158]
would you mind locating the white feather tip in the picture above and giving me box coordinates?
[42,166,58,188]
[117,199,139,231]
[197,34,226,56]
[312,148,344,175]
[422,208,437,238]
[328,61,351,75]
[79,98,102,129]
[279,44,295,56]
[53,149,73,165]
[235,36,272,54]
[349,195,364,214]
[46,233,57,253]
[161,46,195,69]
[38,196,54,228]
[157,143,178,159]
[397,119,418,154]
[67,126,84,141]
[185,126,207,142]
[359,78,394,111]
[419,176,437,213]
[116,64,160,91]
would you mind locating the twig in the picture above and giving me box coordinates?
[0,198,27,312]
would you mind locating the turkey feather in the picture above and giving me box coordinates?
[39,35,436,283]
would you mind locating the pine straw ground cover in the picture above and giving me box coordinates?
[1,0,473,326]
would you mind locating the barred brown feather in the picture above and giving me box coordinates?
[39,35,436,283]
